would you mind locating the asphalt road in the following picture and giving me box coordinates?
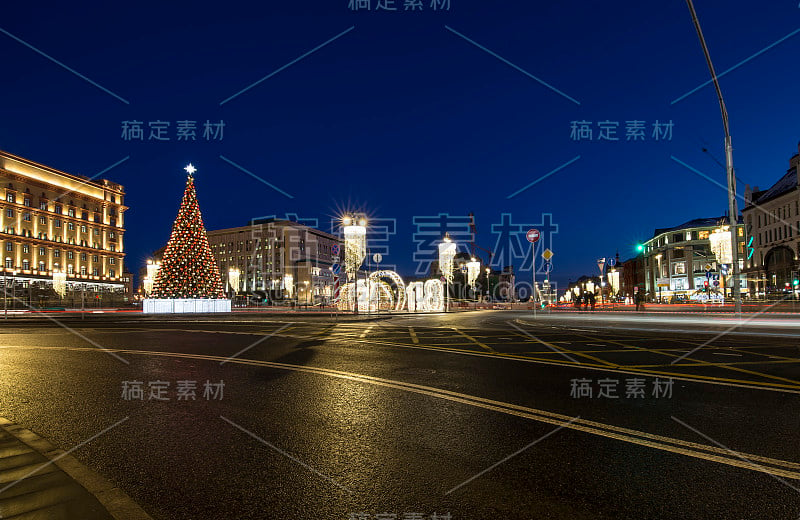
[0,310,798,519]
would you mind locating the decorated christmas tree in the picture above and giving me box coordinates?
[151,164,226,299]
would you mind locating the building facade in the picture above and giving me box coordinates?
[206,218,342,304]
[641,216,746,302]
[742,142,800,298]
[0,151,127,308]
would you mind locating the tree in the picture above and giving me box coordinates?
[151,166,225,299]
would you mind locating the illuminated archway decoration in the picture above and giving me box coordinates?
[368,270,406,311]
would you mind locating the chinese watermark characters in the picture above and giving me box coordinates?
[569,377,673,399]
[121,380,225,400]
[121,120,225,141]
[569,120,674,142]
[348,0,451,11]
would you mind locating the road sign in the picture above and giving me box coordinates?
[542,248,554,261]
[704,263,713,272]
[526,229,541,243]
[373,253,382,264]
[332,263,341,275]
[597,258,606,273]
[543,261,552,273]
[608,258,617,267]
[713,280,720,287]
[331,244,340,256]
[460,265,467,274]
[440,276,446,283]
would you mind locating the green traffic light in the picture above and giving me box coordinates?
[636,244,644,252]
[794,279,799,286]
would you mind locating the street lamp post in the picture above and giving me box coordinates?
[438,234,456,312]
[485,267,491,303]
[343,216,367,315]
[685,0,741,315]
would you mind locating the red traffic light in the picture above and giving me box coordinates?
[703,281,709,287]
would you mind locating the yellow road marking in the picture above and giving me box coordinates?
[565,331,800,388]
[45,326,800,392]
[408,327,419,344]
[5,344,799,480]
[507,328,618,367]
[359,325,374,339]
[451,327,496,353]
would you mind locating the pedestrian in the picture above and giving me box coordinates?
[588,291,596,311]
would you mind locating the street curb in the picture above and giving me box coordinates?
[0,417,153,520]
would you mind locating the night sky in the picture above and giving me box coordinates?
[2,0,799,289]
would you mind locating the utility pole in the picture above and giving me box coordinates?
[686,0,741,315]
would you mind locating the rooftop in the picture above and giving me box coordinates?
[652,216,740,237]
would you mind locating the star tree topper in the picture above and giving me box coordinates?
[184,163,197,176]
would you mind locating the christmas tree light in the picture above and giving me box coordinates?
[151,165,225,300]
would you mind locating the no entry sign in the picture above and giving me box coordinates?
[526,229,541,243]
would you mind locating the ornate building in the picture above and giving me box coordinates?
[742,142,800,297]
[0,151,127,308]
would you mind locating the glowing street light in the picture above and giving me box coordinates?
[52,268,67,299]
[466,257,480,300]
[438,233,456,311]
[343,215,367,314]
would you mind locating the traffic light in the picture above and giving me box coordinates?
[794,279,799,287]
[703,280,709,288]
[636,244,644,253]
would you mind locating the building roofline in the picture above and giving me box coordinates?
[0,150,125,194]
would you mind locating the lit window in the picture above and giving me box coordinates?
[22,244,29,253]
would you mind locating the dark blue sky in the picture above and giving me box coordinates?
[2,0,798,288]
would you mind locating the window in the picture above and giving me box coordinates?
[39,216,46,225]
[4,258,10,268]
[67,251,74,260]
[92,268,98,276]
[5,209,12,218]
[54,249,60,258]
[22,260,29,270]
[67,264,73,274]
[38,261,45,271]
[92,255,98,262]
[80,225,87,233]
[110,269,116,277]
[698,230,709,240]
[4,243,11,252]
[93,228,99,236]
[38,247,45,256]
[109,257,116,265]
[22,212,31,222]
[80,266,87,275]
[54,219,61,228]
[109,244,116,252]
[23,197,31,207]
[5,193,14,203]
[80,252,87,261]
[68,208,75,217]
[22,244,29,253]
[67,222,74,231]
[55,205,62,214]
